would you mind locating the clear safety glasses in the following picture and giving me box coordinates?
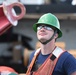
[37,25,53,31]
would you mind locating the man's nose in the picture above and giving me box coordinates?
[40,27,45,31]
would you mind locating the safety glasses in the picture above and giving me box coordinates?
[37,25,53,31]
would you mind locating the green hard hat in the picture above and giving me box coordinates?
[33,13,62,38]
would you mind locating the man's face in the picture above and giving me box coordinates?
[37,25,54,43]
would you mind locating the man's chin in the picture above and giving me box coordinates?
[39,39,46,43]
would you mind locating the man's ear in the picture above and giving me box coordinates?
[54,33,58,39]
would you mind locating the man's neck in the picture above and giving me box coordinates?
[40,42,56,55]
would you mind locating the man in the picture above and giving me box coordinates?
[26,13,76,75]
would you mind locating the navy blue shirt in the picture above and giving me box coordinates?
[29,50,76,75]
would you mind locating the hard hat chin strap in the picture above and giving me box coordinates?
[39,30,57,45]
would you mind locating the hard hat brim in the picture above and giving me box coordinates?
[33,23,62,38]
